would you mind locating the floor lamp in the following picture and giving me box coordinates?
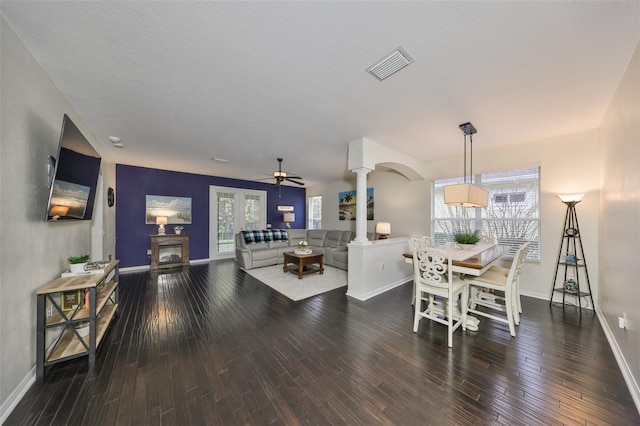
[549,194,594,313]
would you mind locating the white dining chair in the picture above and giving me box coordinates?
[408,236,433,305]
[464,242,530,337]
[412,246,468,348]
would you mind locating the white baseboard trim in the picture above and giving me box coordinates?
[595,306,640,414]
[0,366,36,425]
[120,258,212,274]
[346,277,412,301]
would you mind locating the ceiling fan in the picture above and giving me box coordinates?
[261,157,304,196]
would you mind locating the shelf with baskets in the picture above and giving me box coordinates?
[36,260,119,378]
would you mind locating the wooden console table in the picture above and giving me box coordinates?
[36,260,119,378]
[150,234,190,270]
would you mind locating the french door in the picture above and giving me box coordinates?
[209,186,266,258]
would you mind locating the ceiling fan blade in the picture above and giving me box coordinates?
[285,178,305,185]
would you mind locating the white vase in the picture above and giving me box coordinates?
[175,230,182,234]
[458,243,477,250]
[69,262,88,274]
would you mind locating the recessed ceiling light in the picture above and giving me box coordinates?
[210,157,229,164]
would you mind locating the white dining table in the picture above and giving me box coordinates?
[403,244,507,331]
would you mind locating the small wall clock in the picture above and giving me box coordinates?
[107,187,115,207]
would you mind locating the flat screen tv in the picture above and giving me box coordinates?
[45,114,101,221]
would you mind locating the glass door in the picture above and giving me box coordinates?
[209,186,266,258]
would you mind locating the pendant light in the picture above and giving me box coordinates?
[443,122,489,208]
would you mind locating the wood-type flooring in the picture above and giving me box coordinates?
[6,259,639,425]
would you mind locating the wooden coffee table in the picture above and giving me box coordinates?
[283,252,324,279]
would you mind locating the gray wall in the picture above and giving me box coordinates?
[599,40,640,398]
[0,18,112,415]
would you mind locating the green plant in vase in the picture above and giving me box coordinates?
[454,231,480,248]
[68,254,90,274]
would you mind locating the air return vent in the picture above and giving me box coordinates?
[366,46,414,81]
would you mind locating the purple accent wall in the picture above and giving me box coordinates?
[116,164,306,268]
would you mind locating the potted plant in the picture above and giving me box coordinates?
[173,225,184,234]
[295,240,311,254]
[454,231,480,249]
[68,254,90,274]
[75,321,90,338]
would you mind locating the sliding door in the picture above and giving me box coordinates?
[209,186,266,258]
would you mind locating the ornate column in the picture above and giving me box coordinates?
[351,167,372,243]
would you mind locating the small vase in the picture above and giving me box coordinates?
[458,243,477,250]
[69,262,88,274]
[175,230,182,234]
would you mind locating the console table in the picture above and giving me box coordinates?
[150,234,190,270]
[36,260,119,378]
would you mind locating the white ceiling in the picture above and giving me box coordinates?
[2,1,639,186]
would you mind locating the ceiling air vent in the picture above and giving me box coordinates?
[366,46,414,81]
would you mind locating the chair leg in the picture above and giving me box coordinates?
[461,288,468,332]
[469,286,477,309]
[413,288,423,332]
[447,296,454,348]
[505,287,516,337]
[411,280,416,305]
[512,288,521,325]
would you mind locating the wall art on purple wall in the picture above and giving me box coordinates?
[145,195,192,224]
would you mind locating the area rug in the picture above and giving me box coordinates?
[245,264,347,301]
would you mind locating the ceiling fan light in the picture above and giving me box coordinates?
[444,183,489,208]
[274,171,286,178]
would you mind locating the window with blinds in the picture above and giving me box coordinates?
[308,196,322,230]
[432,166,540,261]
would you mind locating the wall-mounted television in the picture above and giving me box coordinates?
[45,114,101,221]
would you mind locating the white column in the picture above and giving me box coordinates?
[351,167,372,243]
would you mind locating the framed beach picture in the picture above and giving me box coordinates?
[48,180,90,219]
[145,195,192,224]
[339,188,374,220]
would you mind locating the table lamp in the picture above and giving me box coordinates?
[376,222,391,239]
[156,216,168,235]
[283,212,295,228]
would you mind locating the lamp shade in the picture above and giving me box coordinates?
[444,183,489,208]
[49,205,70,217]
[155,216,168,225]
[557,193,584,204]
[375,222,391,235]
[283,212,295,223]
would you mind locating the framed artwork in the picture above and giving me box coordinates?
[339,187,374,220]
[145,195,192,224]
[277,205,294,212]
[61,290,83,311]
[49,180,90,219]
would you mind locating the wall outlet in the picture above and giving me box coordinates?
[147,249,152,255]
[618,313,627,329]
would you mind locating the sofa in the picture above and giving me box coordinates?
[235,229,353,270]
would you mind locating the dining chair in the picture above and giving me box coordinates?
[408,236,433,305]
[464,242,530,337]
[412,246,468,348]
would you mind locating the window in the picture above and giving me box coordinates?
[308,196,322,229]
[432,166,540,261]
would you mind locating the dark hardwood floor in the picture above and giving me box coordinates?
[7,259,639,425]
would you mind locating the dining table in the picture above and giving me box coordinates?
[403,243,507,331]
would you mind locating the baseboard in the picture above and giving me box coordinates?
[120,258,212,274]
[346,277,412,301]
[595,306,640,414]
[0,366,36,425]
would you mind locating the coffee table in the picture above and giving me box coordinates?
[283,252,324,279]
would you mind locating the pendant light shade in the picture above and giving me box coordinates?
[444,122,488,208]
[444,183,489,208]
